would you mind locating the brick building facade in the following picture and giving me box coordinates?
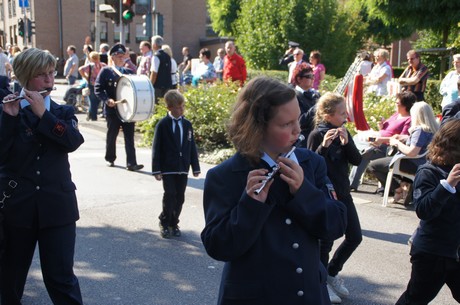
[0,0,210,66]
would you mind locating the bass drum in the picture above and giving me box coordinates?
[116,75,155,122]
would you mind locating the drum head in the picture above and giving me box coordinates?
[116,75,155,122]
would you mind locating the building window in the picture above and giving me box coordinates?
[135,23,148,43]
[114,24,130,43]
[91,21,108,43]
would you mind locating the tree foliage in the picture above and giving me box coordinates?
[234,0,367,77]
[207,0,241,37]
[348,1,414,46]
[363,0,460,47]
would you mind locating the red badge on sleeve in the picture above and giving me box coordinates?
[52,121,66,137]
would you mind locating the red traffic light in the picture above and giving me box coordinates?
[123,0,134,6]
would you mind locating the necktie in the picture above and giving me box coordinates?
[174,119,181,147]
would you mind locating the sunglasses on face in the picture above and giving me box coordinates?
[299,74,314,79]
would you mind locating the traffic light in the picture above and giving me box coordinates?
[104,0,121,25]
[27,19,35,42]
[18,18,24,37]
[122,0,135,24]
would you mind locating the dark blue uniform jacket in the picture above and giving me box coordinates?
[411,162,460,260]
[201,148,347,305]
[151,115,200,175]
[0,101,84,228]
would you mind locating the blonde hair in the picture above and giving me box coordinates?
[89,51,100,61]
[409,101,439,134]
[314,92,345,126]
[13,48,56,88]
[164,89,185,108]
[162,44,173,58]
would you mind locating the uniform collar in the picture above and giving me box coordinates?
[261,151,299,168]
[20,89,51,111]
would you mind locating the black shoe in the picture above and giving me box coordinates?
[106,161,114,167]
[126,164,144,171]
[375,187,384,194]
[172,226,181,237]
[159,224,170,239]
[350,186,358,192]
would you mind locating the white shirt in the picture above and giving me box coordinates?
[367,62,391,96]
[439,70,460,108]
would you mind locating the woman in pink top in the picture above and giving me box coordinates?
[349,91,416,190]
[79,51,106,121]
[310,50,326,90]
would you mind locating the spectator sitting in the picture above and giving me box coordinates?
[365,48,392,96]
[439,53,460,109]
[349,92,415,191]
[192,48,217,86]
[368,101,439,203]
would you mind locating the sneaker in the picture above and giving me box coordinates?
[159,224,170,239]
[171,226,181,237]
[328,275,349,297]
[126,164,144,171]
[327,284,342,303]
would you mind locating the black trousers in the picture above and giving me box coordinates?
[154,87,170,104]
[396,250,460,305]
[320,194,363,277]
[368,156,419,192]
[158,174,188,228]
[0,223,83,305]
[105,112,137,166]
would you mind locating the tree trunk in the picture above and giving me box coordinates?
[439,26,449,79]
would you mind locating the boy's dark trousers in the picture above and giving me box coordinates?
[159,174,188,228]
[395,250,460,304]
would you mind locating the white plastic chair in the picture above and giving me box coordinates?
[382,151,428,207]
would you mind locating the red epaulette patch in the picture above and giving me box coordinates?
[52,121,66,137]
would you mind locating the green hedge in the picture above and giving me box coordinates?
[137,81,239,152]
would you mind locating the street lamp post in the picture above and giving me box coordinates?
[95,0,101,51]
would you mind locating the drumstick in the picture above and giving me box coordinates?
[114,99,127,104]
[2,87,57,104]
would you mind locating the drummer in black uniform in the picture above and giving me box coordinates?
[94,43,144,171]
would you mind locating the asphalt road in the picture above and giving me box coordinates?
[20,83,457,305]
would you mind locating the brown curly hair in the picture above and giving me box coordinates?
[427,118,460,166]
